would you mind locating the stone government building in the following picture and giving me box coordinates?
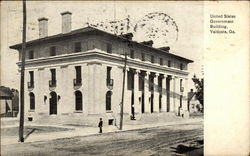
[10,11,193,125]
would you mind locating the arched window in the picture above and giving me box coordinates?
[29,92,35,110]
[75,91,82,111]
[106,91,112,111]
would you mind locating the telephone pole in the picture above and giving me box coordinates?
[19,0,27,142]
[120,53,127,130]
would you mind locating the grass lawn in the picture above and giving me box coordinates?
[1,126,73,137]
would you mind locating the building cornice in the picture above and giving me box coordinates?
[17,49,189,76]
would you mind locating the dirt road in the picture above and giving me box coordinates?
[1,121,203,156]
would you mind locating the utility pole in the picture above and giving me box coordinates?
[19,0,27,142]
[120,53,127,130]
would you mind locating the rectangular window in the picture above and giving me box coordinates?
[51,69,56,82]
[74,42,81,52]
[168,60,171,67]
[106,66,113,86]
[74,66,82,85]
[50,46,56,56]
[107,43,112,53]
[29,50,34,59]
[160,58,163,65]
[180,63,183,70]
[130,49,134,59]
[151,55,155,63]
[107,67,112,80]
[29,71,34,83]
[141,53,145,61]
[49,69,56,87]
[28,71,34,88]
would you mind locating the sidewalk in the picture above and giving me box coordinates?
[1,118,203,146]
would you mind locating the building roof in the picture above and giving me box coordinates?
[9,26,194,63]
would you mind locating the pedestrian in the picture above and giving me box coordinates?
[98,118,103,133]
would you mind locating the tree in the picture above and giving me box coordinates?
[192,75,204,112]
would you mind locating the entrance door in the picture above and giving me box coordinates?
[49,92,57,115]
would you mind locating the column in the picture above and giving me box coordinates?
[144,71,151,113]
[93,64,103,114]
[82,64,89,114]
[112,66,123,114]
[123,68,130,114]
[87,64,95,114]
[134,69,141,114]
[169,75,175,112]
[153,73,159,113]
[175,76,180,115]
[161,75,167,112]
[182,78,189,111]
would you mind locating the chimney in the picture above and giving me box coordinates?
[119,33,133,40]
[61,11,72,33]
[140,40,153,47]
[158,46,170,53]
[38,17,48,38]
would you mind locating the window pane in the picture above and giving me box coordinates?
[168,60,171,67]
[29,50,34,59]
[107,43,112,53]
[106,91,112,110]
[29,71,34,82]
[107,67,112,80]
[74,42,81,52]
[130,49,134,59]
[51,69,56,81]
[151,56,154,63]
[75,66,81,80]
[30,93,35,110]
[50,47,56,56]
[160,58,163,65]
[141,53,145,61]
[75,91,82,111]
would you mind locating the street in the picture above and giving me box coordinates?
[1,121,203,156]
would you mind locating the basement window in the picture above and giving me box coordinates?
[108,119,114,125]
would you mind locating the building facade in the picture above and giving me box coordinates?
[10,12,193,125]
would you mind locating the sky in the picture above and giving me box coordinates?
[0,1,204,90]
